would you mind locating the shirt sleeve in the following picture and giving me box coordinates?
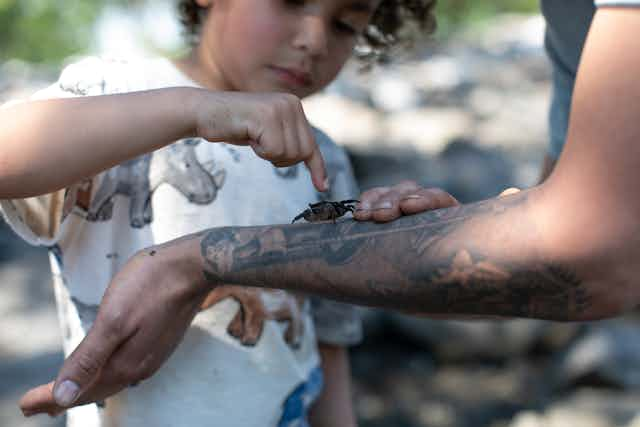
[596,1,640,5]
[0,57,133,246]
[308,128,363,347]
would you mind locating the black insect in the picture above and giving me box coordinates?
[292,200,360,224]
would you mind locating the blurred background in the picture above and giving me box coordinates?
[1,1,640,426]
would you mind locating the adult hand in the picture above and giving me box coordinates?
[193,90,328,192]
[354,180,459,223]
[19,239,210,417]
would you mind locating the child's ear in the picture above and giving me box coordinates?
[195,0,213,7]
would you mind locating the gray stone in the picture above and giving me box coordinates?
[556,320,640,389]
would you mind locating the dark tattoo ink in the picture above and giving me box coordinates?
[199,191,592,320]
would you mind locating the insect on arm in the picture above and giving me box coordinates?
[291,200,359,224]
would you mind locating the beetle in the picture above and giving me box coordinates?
[291,200,360,224]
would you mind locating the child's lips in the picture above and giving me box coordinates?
[269,66,313,88]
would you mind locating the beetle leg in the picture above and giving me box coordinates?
[292,211,307,223]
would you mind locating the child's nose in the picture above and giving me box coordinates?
[294,16,329,58]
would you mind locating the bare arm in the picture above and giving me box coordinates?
[193,8,640,320]
[197,186,625,321]
[0,88,327,198]
[309,345,357,427]
[18,7,640,417]
[0,88,196,198]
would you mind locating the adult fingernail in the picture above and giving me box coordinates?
[373,201,393,210]
[356,202,371,211]
[22,409,36,417]
[54,380,79,407]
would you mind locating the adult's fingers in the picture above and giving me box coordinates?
[363,181,422,223]
[398,188,459,216]
[353,187,391,221]
[69,296,202,408]
[51,317,126,408]
[354,183,459,223]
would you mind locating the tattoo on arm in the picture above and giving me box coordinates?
[200,191,591,321]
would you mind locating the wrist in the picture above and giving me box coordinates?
[180,87,209,140]
[144,232,214,296]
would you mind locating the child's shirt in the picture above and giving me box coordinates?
[0,57,362,427]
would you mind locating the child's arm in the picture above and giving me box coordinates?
[309,344,357,427]
[0,88,327,199]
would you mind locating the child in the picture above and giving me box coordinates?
[0,0,437,426]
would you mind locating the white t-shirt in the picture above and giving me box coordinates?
[1,57,362,427]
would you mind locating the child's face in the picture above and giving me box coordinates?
[196,0,380,98]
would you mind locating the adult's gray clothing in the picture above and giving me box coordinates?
[541,0,640,159]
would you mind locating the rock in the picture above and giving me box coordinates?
[473,87,551,148]
[437,138,514,202]
[410,55,469,92]
[510,408,613,427]
[370,72,423,112]
[389,314,549,361]
[384,109,474,154]
[510,389,640,427]
[303,93,384,148]
[556,320,640,389]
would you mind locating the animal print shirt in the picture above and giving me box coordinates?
[0,57,362,427]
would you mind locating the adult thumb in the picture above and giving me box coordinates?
[52,321,122,407]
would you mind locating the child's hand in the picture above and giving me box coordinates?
[354,180,459,223]
[193,90,328,192]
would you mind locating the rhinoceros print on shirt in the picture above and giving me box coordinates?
[82,139,225,228]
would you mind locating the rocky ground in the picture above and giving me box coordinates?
[1,14,639,427]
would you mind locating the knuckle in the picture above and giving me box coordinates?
[73,351,103,379]
[282,93,299,105]
[270,146,285,159]
[398,180,419,189]
[300,145,314,159]
[100,311,126,339]
[112,364,135,385]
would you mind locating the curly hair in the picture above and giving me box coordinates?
[177,0,437,64]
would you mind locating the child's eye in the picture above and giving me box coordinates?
[334,20,358,36]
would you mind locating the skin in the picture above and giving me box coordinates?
[311,344,358,427]
[0,89,328,196]
[17,4,640,421]
[9,0,383,423]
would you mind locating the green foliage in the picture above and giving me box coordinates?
[0,0,145,64]
[0,1,100,63]
[434,0,540,36]
[0,0,540,64]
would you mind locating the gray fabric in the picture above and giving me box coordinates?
[540,0,640,159]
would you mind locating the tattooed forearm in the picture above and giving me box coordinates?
[199,190,594,321]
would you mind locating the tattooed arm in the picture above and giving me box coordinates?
[18,8,640,417]
[197,185,634,321]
